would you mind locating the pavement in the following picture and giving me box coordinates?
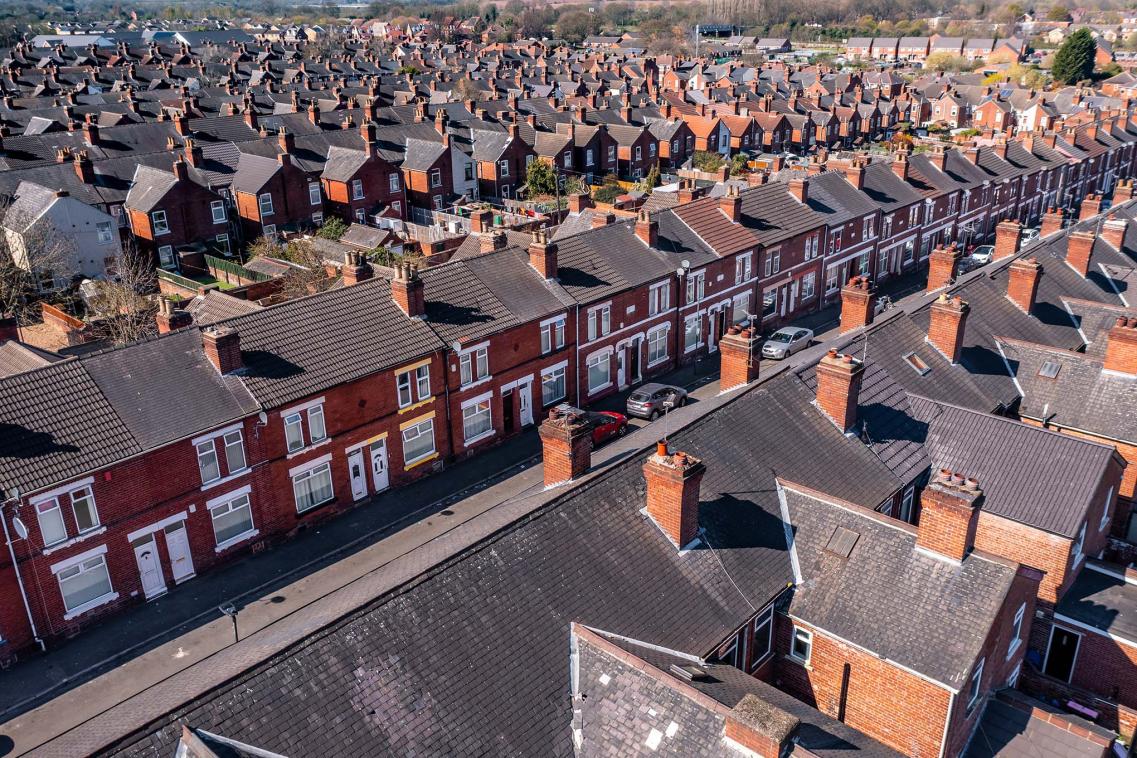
[0,269,926,757]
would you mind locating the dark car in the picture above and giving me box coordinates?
[626,383,688,420]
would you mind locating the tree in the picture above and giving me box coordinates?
[1052,28,1096,84]
[316,216,349,240]
[692,151,725,172]
[925,52,974,72]
[557,10,597,44]
[277,239,335,300]
[638,164,661,190]
[0,199,77,325]
[86,245,158,346]
[525,159,558,197]
[1046,5,1070,21]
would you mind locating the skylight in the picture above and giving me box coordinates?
[903,352,931,376]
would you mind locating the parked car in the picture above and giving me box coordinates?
[969,245,995,265]
[556,405,629,445]
[761,327,814,360]
[1022,227,1040,244]
[626,383,688,420]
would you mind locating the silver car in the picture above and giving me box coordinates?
[626,383,688,421]
[761,327,814,360]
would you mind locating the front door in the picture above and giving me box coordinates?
[617,346,627,388]
[133,537,167,599]
[518,383,533,427]
[629,339,641,383]
[164,522,195,583]
[503,388,516,434]
[370,439,389,493]
[1043,627,1081,683]
[348,449,368,501]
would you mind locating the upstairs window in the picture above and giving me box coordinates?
[151,210,170,235]
[587,306,611,341]
[388,173,401,192]
[210,200,226,224]
[396,364,431,408]
[308,182,321,205]
[351,179,364,200]
[258,193,274,217]
[541,317,566,354]
[283,402,327,453]
[459,346,489,386]
[96,221,113,244]
[790,627,813,665]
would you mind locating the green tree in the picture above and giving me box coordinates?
[317,216,349,240]
[557,10,597,43]
[1046,5,1070,21]
[525,159,558,196]
[1052,28,1096,84]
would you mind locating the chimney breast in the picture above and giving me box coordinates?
[1041,207,1065,237]
[1104,317,1137,375]
[720,185,742,222]
[1007,257,1042,314]
[539,408,593,487]
[342,251,374,286]
[926,245,961,292]
[1066,230,1095,278]
[815,349,865,433]
[202,327,242,374]
[916,469,983,562]
[724,694,801,758]
[643,444,706,549]
[994,220,1022,261]
[927,294,969,364]
[528,229,557,280]
[719,326,760,390]
[1080,194,1103,220]
[839,276,876,334]
[635,209,658,247]
[156,298,192,333]
[1102,217,1128,250]
[391,262,426,318]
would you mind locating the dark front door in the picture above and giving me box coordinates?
[502,388,515,434]
[1043,627,1080,683]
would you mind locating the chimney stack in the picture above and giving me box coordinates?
[0,313,17,343]
[73,150,94,183]
[926,245,960,292]
[591,211,615,228]
[1006,257,1042,314]
[1041,207,1065,237]
[1114,179,1134,203]
[993,220,1022,260]
[470,208,494,233]
[391,261,426,318]
[528,229,557,280]
[1104,317,1137,375]
[1066,230,1095,278]
[635,209,658,247]
[720,185,742,222]
[916,469,983,563]
[480,230,507,254]
[1080,193,1103,220]
[718,326,760,391]
[342,251,374,286]
[567,192,592,214]
[202,327,242,374]
[927,294,969,364]
[844,156,867,190]
[815,349,865,433]
[891,148,910,181]
[539,408,593,488]
[643,441,706,549]
[1101,217,1127,250]
[172,157,189,182]
[724,695,800,758]
[156,298,192,333]
[788,175,808,204]
[839,276,876,333]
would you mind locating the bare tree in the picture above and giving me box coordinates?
[257,236,336,301]
[86,244,159,346]
[0,196,78,325]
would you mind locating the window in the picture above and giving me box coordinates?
[222,430,246,473]
[1071,522,1086,566]
[882,214,893,238]
[909,205,919,226]
[36,499,67,546]
[96,221,113,243]
[750,607,773,669]
[649,143,656,157]
[1100,486,1114,532]
[396,364,431,407]
[900,487,915,522]
[309,182,321,205]
[57,553,113,614]
[464,163,475,182]
[671,140,678,154]
[684,315,701,353]
[801,271,816,300]
[402,417,436,465]
[542,365,567,405]
[648,282,670,316]
[307,405,326,443]
[430,168,442,188]
[967,658,984,710]
[158,245,175,269]
[635,146,642,161]
[284,413,305,452]
[805,233,820,260]
[210,492,255,548]
[210,200,226,224]
[1007,603,1026,659]
[541,317,566,354]
[151,210,169,235]
[463,399,493,443]
[388,173,400,192]
[351,179,364,200]
[763,252,774,277]
[762,289,777,318]
[215,234,230,255]
[293,462,334,512]
[563,150,572,168]
[648,327,668,365]
[312,212,324,225]
[790,627,812,664]
[903,352,931,376]
[608,145,616,162]
[732,294,751,324]
[586,148,595,166]
[686,271,705,304]
[587,306,611,341]
[862,216,875,239]
[587,351,611,393]
[355,208,366,224]
[459,346,489,386]
[258,193,274,217]
[735,253,752,284]
[498,160,509,178]
[196,439,221,484]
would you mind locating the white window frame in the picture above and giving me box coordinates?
[54,546,116,618]
[683,314,701,353]
[459,344,490,387]
[291,458,334,513]
[388,173,401,193]
[648,282,670,316]
[284,413,305,452]
[647,325,669,366]
[540,315,566,354]
[1100,486,1114,532]
[210,200,226,224]
[750,606,774,670]
[461,392,495,444]
[351,178,364,200]
[96,221,113,244]
[151,209,170,235]
[309,182,321,205]
[686,271,705,304]
[790,626,813,665]
[586,304,611,341]
[541,362,567,406]
[215,234,231,254]
[967,657,984,710]
[586,350,612,394]
[208,485,257,550]
[223,430,246,474]
[307,405,327,444]
[196,438,222,485]
[36,498,68,547]
[735,253,752,284]
[498,160,509,178]
[401,416,436,466]
[1007,603,1026,660]
[258,192,274,217]
[430,168,442,188]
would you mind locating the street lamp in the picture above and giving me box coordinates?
[219,602,239,644]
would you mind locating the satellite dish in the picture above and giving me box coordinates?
[257,411,268,425]
[681,259,690,269]
[451,341,463,352]
[12,516,28,540]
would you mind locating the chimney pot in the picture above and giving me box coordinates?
[815,351,865,432]
[1080,194,1103,220]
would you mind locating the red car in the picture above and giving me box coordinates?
[556,405,629,445]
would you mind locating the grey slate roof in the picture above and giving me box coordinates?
[1055,561,1137,643]
[782,483,1019,689]
[908,394,1116,537]
[966,697,1115,758]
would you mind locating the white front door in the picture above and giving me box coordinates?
[164,522,195,583]
[616,347,627,388]
[518,382,533,427]
[370,439,390,493]
[348,449,368,501]
[134,538,167,599]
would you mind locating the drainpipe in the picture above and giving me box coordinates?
[573,302,581,407]
[2,500,46,651]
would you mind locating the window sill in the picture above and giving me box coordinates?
[463,429,496,447]
[647,355,669,368]
[286,438,331,460]
[63,591,119,621]
[398,397,434,415]
[587,381,612,396]
[215,529,260,553]
[200,468,250,492]
[404,451,439,471]
[459,376,493,392]
[786,654,812,671]
[296,496,335,515]
[42,526,107,556]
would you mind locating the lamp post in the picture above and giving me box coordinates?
[219,602,238,644]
